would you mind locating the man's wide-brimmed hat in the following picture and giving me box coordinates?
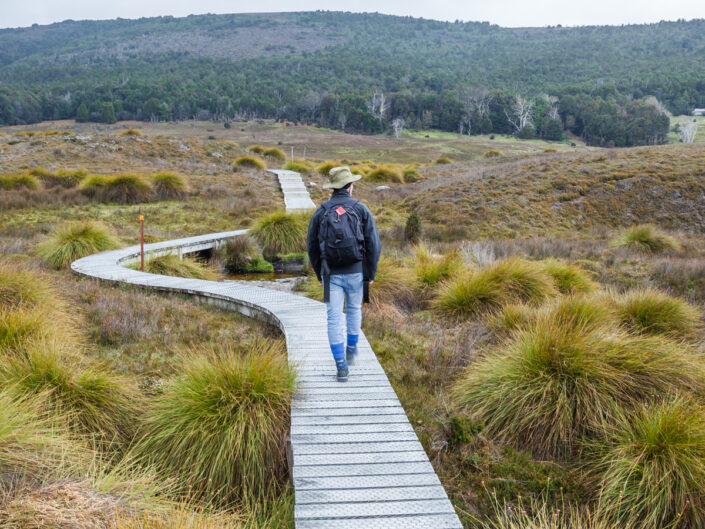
[323,166,361,189]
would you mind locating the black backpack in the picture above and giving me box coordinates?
[318,199,365,268]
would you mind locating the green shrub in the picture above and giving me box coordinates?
[612,224,680,254]
[233,155,267,171]
[283,159,315,173]
[0,174,40,190]
[1,342,140,445]
[542,258,596,294]
[454,314,705,458]
[483,149,504,158]
[435,156,452,164]
[404,213,422,243]
[435,258,556,317]
[131,341,296,505]
[594,397,705,529]
[246,144,266,154]
[263,147,285,161]
[81,174,152,204]
[366,166,403,183]
[609,288,702,340]
[36,221,120,269]
[136,253,218,280]
[413,244,461,287]
[219,235,273,274]
[251,211,307,259]
[152,172,188,200]
[402,167,421,182]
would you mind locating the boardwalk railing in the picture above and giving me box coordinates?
[71,170,462,529]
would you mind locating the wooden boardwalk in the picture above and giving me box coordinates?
[71,170,462,528]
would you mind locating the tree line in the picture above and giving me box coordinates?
[1,12,700,146]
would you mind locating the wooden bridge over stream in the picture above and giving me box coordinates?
[71,169,462,528]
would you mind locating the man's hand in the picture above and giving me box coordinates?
[369,280,374,284]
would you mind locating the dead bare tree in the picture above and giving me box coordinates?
[505,93,535,134]
[300,91,321,123]
[391,117,406,138]
[367,89,388,120]
[338,113,347,131]
[459,86,492,135]
[542,95,560,120]
[679,121,698,144]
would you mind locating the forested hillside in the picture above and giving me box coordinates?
[1,12,703,146]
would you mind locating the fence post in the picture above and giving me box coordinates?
[140,215,145,272]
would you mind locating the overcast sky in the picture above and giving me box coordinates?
[1,0,703,29]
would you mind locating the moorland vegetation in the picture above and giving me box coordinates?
[2,122,705,528]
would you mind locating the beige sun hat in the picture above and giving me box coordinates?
[322,166,361,189]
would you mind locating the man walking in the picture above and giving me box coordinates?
[307,166,381,382]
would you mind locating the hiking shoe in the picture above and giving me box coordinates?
[346,345,358,366]
[336,361,349,382]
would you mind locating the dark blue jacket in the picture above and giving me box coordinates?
[307,188,381,282]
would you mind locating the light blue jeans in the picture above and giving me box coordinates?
[326,273,363,361]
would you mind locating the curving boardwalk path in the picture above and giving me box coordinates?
[71,170,462,528]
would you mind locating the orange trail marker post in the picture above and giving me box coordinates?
[139,215,145,272]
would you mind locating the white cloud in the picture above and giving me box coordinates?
[0,0,703,29]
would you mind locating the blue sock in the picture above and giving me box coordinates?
[331,343,346,366]
[347,334,359,348]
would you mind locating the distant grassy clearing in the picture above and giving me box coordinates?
[0,119,591,164]
[668,115,705,143]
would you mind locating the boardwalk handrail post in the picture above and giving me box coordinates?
[139,215,145,272]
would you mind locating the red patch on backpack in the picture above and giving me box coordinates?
[335,206,346,215]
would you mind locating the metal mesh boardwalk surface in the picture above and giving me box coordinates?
[70,171,462,529]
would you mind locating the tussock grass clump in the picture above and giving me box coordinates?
[435,258,556,317]
[0,306,51,350]
[488,303,535,333]
[413,244,462,287]
[219,236,273,274]
[543,147,558,153]
[233,155,266,171]
[250,211,307,259]
[0,387,86,481]
[132,341,296,505]
[0,173,41,190]
[612,224,681,254]
[152,172,188,200]
[483,149,504,158]
[138,253,218,281]
[594,397,705,529]
[81,174,153,204]
[608,288,702,340]
[402,167,421,182]
[542,258,596,294]
[474,500,611,529]
[368,257,416,310]
[0,262,58,310]
[119,128,143,136]
[262,147,285,161]
[246,144,266,154]
[316,161,338,175]
[1,342,140,444]
[366,166,403,183]
[435,156,452,164]
[283,159,315,173]
[454,315,705,458]
[33,168,88,188]
[36,221,119,269]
